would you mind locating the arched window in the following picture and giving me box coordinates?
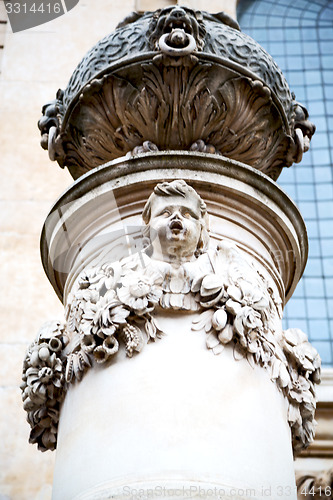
[237,0,333,366]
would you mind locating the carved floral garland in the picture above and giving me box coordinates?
[21,321,67,451]
[21,243,320,453]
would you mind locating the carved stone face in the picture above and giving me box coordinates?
[148,6,205,51]
[148,194,202,261]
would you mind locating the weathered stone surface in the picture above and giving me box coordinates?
[40,152,309,303]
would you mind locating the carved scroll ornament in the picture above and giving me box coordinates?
[22,181,320,453]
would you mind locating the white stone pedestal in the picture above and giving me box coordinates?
[53,313,296,500]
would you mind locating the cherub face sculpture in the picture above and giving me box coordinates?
[142,180,209,263]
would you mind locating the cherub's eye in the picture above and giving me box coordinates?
[161,210,171,216]
[184,212,191,218]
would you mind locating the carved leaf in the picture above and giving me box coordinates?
[62,63,295,180]
[192,309,214,332]
[145,318,156,340]
[206,331,220,349]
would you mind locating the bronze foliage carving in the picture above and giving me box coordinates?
[61,60,296,180]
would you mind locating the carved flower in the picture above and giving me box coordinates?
[23,345,63,409]
[233,306,262,340]
[30,420,58,452]
[117,272,162,315]
[289,369,314,405]
[81,262,122,293]
[79,304,98,336]
[85,290,130,338]
[66,288,99,333]
[283,328,321,379]
[226,281,269,315]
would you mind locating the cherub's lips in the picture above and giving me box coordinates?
[169,220,183,231]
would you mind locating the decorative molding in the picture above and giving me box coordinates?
[22,181,320,453]
[37,6,314,180]
[52,65,298,180]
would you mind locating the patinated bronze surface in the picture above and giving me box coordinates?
[38,6,315,180]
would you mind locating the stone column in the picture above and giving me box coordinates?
[21,6,320,500]
[22,152,318,500]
